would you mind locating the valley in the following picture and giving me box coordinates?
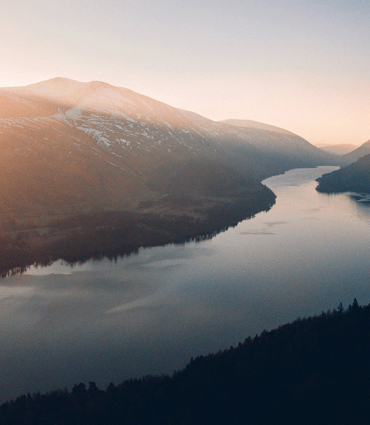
[2,1,370,422]
[0,78,336,275]
[2,166,370,406]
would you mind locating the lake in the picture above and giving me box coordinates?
[1,165,370,402]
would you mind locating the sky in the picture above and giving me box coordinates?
[1,0,369,146]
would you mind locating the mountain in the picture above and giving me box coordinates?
[0,78,337,272]
[316,154,370,194]
[220,119,295,135]
[1,300,369,424]
[220,119,337,165]
[318,144,357,155]
[341,139,370,164]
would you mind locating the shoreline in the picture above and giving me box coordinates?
[0,186,276,277]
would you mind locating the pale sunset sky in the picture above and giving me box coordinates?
[1,0,369,146]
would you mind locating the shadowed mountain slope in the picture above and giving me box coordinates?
[316,154,370,194]
[220,118,337,166]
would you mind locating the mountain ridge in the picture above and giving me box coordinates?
[220,118,296,135]
[318,143,357,156]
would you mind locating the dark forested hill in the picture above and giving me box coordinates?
[316,154,370,194]
[1,299,369,425]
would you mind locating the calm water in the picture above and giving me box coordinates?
[1,166,370,402]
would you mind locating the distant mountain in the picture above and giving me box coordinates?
[316,154,370,194]
[318,144,357,156]
[0,77,337,272]
[220,119,337,166]
[341,139,370,164]
[221,118,337,158]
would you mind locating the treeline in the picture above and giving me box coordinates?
[0,186,275,277]
[1,299,369,424]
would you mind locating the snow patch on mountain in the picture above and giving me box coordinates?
[65,108,83,119]
[76,126,112,147]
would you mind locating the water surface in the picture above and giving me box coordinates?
[1,166,369,402]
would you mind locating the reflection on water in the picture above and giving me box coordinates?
[348,193,370,222]
[1,166,370,403]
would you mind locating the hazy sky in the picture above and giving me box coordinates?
[1,0,369,145]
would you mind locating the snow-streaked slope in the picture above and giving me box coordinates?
[1,78,335,164]
[0,77,337,224]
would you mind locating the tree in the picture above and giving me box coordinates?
[348,298,360,311]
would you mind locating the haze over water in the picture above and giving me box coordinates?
[1,166,370,402]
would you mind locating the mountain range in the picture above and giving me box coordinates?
[318,144,357,155]
[0,77,338,272]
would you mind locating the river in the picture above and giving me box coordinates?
[1,165,370,402]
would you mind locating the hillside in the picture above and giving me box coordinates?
[341,139,370,164]
[1,299,369,425]
[0,78,336,273]
[220,119,336,165]
[316,154,370,194]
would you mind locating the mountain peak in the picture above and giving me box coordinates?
[6,78,140,114]
[86,80,115,90]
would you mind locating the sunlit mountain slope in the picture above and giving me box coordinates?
[0,78,335,217]
[0,78,338,272]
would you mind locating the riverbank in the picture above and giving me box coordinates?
[1,166,368,406]
[316,154,370,194]
[0,184,275,276]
